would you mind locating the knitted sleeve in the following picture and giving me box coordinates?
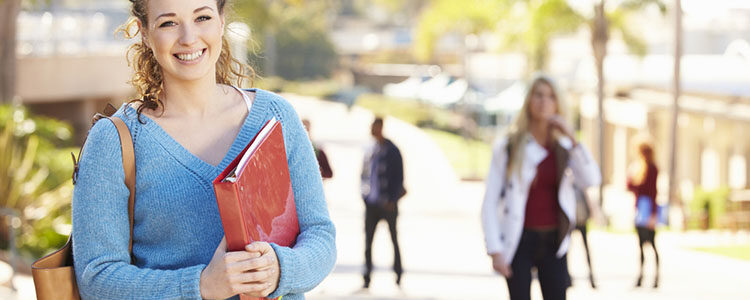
[266,96,337,298]
[72,119,204,300]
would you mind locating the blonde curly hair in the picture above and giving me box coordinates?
[117,0,254,120]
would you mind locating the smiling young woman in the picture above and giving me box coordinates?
[71,0,336,299]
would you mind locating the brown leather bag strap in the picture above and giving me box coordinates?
[107,116,136,260]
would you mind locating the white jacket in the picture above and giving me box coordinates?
[481,134,601,263]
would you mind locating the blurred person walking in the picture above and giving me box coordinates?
[481,74,601,300]
[303,119,333,179]
[361,117,405,288]
[627,139,660,288]
[566,186,597,289]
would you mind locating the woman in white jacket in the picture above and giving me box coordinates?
[481,74,601,300]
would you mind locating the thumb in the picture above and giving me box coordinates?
[215,236,227,253]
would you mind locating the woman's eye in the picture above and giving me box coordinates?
[197,15,212,22]
[159,21,176,28]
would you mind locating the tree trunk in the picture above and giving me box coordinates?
[592,1,608,206]
[668,0,683,228]
[0,0,21,103]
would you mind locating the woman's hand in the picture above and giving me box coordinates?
[240,242,281,298]
[490,253,513,278]
[199,237,276,299]
[548,115,577,145]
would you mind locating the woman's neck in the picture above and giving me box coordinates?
[529,120,550,146]
[160,74,223,118]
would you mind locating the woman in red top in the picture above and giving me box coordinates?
[627,141,660,288]
[481,75,601,300]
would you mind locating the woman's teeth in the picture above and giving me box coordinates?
[176,49,204,61]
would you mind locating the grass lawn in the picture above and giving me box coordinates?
[423,129,491,181]
[692,245,750,261]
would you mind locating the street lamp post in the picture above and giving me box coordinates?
[592,1,608,206]
[668,0,683,228]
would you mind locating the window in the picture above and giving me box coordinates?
[729,154,747,189]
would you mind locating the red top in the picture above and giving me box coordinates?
[627,162,658,214]
[524,146,560,229]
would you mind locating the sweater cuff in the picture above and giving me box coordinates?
[181,264,205,300]
[267,243,294,299]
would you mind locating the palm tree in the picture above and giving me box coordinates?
[588,0,666,205]
[416,0,665,203]
[413,0,509,63]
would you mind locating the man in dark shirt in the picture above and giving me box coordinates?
[361,117,405,288]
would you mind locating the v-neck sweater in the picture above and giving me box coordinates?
[71,89,336,300]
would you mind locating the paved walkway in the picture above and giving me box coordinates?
[2,94,749,299]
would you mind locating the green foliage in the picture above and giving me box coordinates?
[498,0,584,71]
[415,0,664,71]
[687,186,730,230]
[238,1,338,80]
[0,105,76,258]
[275,11,338,80]
[414,0,508,62]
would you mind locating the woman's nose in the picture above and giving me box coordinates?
[179,23,198,46]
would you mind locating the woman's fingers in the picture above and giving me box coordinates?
[229,268,275,284]
[224,250,261,265]
[227,254,275,272]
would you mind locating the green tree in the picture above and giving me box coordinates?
[274,9,338,79]
[0,105,77,258]
[497,0,584,71]
[234,0,338,79]
[414,0,509,62]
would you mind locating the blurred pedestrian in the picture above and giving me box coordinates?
[566,186,597,289]
[627,139,660,288]
[361,117,405,288]
[303,119,333,179]
[481,74,601,300]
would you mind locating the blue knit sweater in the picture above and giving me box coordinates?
[72,89,336,299]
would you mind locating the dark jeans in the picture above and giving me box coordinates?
[507,229,567,300]
[363,203,402,283]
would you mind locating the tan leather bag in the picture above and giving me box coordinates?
[31,112,136,300]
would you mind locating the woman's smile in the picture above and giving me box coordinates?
[174,48,207,64]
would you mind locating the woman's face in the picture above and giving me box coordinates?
[141,0,224,83]
[527,82,557,123]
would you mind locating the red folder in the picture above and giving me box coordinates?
[213,118,299,300]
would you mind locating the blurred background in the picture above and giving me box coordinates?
[1,0,749,299]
